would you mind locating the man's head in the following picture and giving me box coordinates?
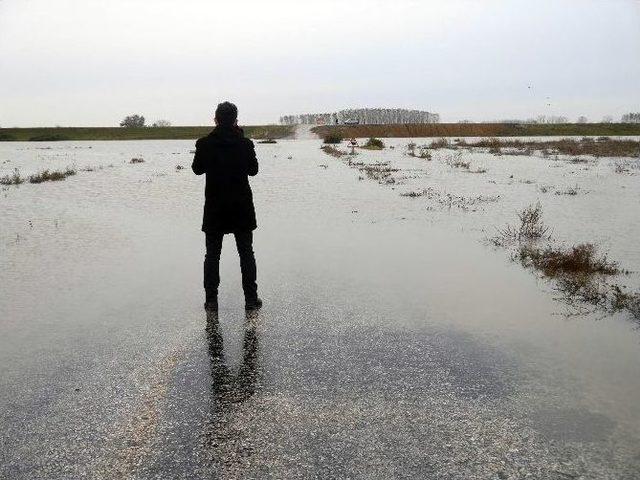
[215,101,238,128]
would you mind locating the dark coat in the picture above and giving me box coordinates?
[192,127,259,233]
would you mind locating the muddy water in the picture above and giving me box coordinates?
[1,139,639,478]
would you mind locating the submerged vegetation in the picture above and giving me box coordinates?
[28,167,77,183]
[445,152,471,170]
[361,138,385,150]
[518,243,619,277]
[318,131,637,321]
[312,122,640,139]
[406,143,432,160]
[464,137,639,158]
[428,137,640,158]
[613,159,640,174]
[0,169,25,185]
[493,203,639,321]
[495,202,550,243]
[1,164,122,187]
[320,145,348,158]
[424,136,640,158]
[323,133,343,144]
[358,162,398,183]
[401,187,499,211]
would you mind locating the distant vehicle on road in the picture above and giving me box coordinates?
[343,119,360,125]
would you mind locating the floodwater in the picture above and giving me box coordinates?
[1,138,639,478]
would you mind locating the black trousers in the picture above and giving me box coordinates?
[204,231,258,303]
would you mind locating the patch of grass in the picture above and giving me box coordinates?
[405,187,499,210]
[614,162,629,174]
[518,243,618,277]
[28,166,77,184]
[418,147,432,160]
[445,152,470,169]
[0,169,24,185]
[493,203,639,321]
[495,202,550,243]
[613,159,640,174]
[611,286,640,320]
[555,185,580,196]
[358,162,398,184]
[430,138,450,149]
[130,158,145,164]
[80,164,114,172]
[515,242,632,318]
[320,145,347,158]
[400,190,425,197]
[466,137,640,158]
[0,133,17,141]
[407,143,432,160]
[361,137,385,150]
[323,133,343,144]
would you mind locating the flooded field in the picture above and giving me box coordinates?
[1,138,640,478]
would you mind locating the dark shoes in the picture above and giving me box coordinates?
[204,297,262,311]
[245,297,263,311]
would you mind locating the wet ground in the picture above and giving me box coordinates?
[1,138,640,479]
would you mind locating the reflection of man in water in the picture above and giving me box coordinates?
[204,312,261,452]
[192,102,262,313]
[206,313,260,406]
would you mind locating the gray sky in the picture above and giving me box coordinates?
[1,0,639,126]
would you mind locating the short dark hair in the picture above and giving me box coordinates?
[215,101,238,127]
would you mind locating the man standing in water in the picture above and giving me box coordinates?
[192,102,262,312]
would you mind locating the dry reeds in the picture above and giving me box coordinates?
[28,167,77,184]
[0,169,24,185]
[496,203,550,243]
[361,138,385,150]
[518,243,618,278]
[445,152,471,170]
[323,133,343,144]
[358,162,398,183]
[467,138,639,158]
[320,145,347,158]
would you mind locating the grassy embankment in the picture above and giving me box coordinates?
[312,123,640,138]
[0,125,294,142]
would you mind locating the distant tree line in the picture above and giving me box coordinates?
[621,113,640,123]
[461,113,640,124]
[280,108,440,125]
[119,114,172,128]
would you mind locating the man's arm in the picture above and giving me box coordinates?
[246,139,258,176]
[191,138,206,175]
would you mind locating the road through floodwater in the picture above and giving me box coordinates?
[1,139,639,479]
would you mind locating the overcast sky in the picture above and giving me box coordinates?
[0,0,639,126]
